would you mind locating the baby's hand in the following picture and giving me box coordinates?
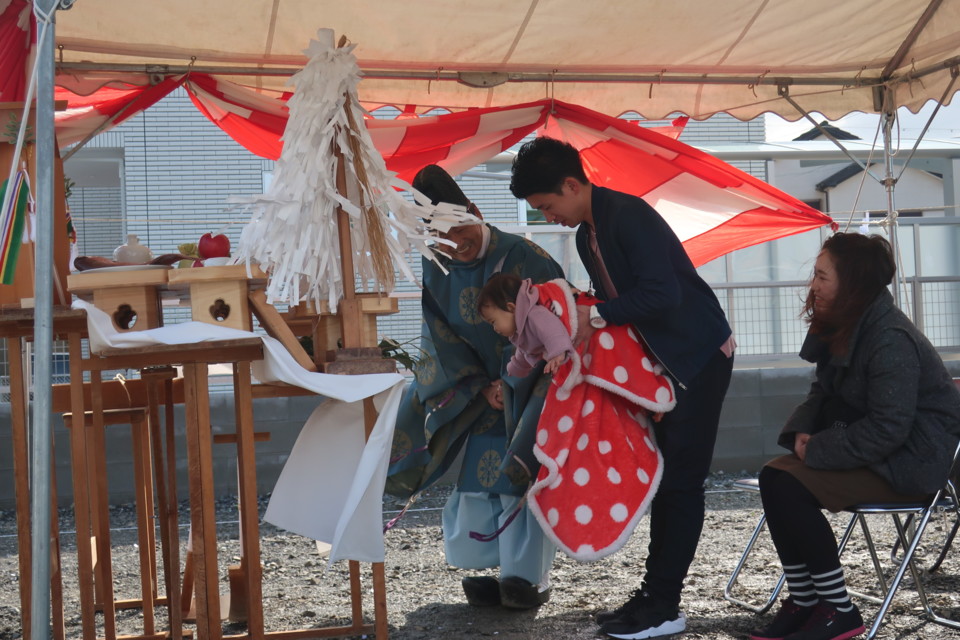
[544,354,566,374]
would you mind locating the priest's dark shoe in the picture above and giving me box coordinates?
[499,576,551,609]
[462,576,501,606]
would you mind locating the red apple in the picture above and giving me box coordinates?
[197,232,230,259]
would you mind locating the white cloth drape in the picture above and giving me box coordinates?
[74,298,403,561]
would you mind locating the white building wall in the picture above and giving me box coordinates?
[67,88,265,265]
[829,168,944,215]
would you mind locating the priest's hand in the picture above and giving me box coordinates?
[795,432,811,463]
[481,379,504,410]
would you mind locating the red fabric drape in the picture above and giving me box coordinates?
[54,76,186,148]
[48,73,831,266]
[0,0,33,103]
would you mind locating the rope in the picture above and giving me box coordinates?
[840,117,883,233]
[141,113,151,247]
[382,493,419,532]
[468,492,528,542]
[112,372,134,407]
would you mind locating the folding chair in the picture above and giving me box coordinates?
[835,440,960,639]
[726,448,959,634]
[723,478,786,614]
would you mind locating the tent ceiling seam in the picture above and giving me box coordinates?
[714,0,768,66]
[499,0,539,65]
[881,0,943,79]
[263,1,280,62]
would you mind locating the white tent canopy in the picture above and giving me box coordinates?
[54,0,960,120]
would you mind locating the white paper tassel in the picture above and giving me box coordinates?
[232,29,476,312]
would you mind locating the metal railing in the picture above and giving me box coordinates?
[2,220,958,400]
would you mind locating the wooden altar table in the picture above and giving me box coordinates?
[4,291,391,640]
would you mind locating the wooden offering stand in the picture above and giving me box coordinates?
[80,260,395,638]
[280,294,399,374]
[67,268,168,331]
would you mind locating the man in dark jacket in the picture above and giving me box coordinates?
[510,137,734,640]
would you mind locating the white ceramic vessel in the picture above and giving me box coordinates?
[113,234,154,264]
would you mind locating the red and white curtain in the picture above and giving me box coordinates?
[0,0,34,103]
[0,0,829,268]
[45,72,831,265]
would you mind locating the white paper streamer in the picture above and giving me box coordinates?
[232,29,477,311]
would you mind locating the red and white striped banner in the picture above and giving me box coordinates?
[47,71,831,266]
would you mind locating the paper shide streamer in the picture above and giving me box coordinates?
[232,29,477,312]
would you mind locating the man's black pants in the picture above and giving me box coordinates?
[643,349,734,606]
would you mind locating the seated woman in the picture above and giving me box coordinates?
[752,233,960,640]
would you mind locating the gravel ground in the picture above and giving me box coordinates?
[1,473,959,639]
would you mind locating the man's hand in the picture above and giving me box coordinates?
[795,432,811,462]
[544,354,566,374]
[481,380,504,410]
[573,304,597,347]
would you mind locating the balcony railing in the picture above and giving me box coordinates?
[2,219,958,400]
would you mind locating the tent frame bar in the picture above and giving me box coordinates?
[56,56,960,89]
[882,0,943,78]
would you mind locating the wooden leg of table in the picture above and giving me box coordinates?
[363,397,387,638]
[349,560,363,627]
[89,373,118,640]
[8,337,32,640]
[164,377,185,633]
[373,561,387,639]
[233,362,264,639]
[68,333,97,639]
[140,415,158,600]
[183,362,222,640]
[362,397,377,439]
[181,543,194,620]
[131,419,155,634]
[85,405,105,613]
[145,370,183,638]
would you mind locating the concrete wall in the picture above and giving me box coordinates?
[3,358,957,510]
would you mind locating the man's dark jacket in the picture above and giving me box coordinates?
[577,186,731,388]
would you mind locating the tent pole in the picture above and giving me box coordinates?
[880,93,904,311]
[31,2,61,640]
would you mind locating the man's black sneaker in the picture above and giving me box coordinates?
[461,576,500,607]
[750,597,817,640]
[600,599,686,640]
[784,601,865,640]
[499,576,551,609]
[595,589,651,625]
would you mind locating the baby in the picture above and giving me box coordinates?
[477,273,575,376]
[478,272,676,562]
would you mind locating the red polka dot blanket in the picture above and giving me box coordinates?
[527,279,676,561]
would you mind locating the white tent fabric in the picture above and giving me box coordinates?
[54,0,960,120]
